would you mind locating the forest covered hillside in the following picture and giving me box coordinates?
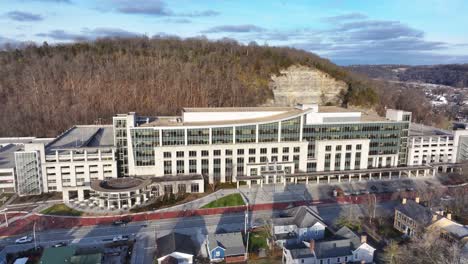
[0,37,377,137]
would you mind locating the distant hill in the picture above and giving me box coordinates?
[0,37,377,137]
[347,64,468,88]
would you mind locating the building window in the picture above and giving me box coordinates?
[260,148,267,154]
[187,128,209,145]
[191,183,199,193]
[282,155,289,162]
[163,152,171,158]
[176,160,184,174]
[202,150,209,157]
[283,147,289,153]
[249,157,256,163]
[294,147,300,153]
[189,159,197,173]
[325,145,332,151]
[356,144,362,150]
[250,168,258,176]
[212,127,233,144]
[237,149,244,155]
[189,151,197,157]
[272,147,278,154]
[178,184,186,193]
[249,148,256,155]
[176,151,184,158]
[346,145,352,151]
[336,145,342,151]
[225,149,232,156]
[235,125,256,143]
[214,150,221,156]
[260,156,267,162]
[164,161,172,175]
[202,159,209,174]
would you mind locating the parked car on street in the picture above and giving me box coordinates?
[15,236,33,244]
[52,242,67,247]
[112,235,129,242]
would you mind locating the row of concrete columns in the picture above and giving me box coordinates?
[238,168,436,189]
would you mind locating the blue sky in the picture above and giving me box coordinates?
[1,0,467,65]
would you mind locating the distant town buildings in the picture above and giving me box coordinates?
[0,104,467,209]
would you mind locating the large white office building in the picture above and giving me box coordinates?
[1,104,467,209]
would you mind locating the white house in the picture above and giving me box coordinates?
[282,227,376,264]
[273,206,327,246]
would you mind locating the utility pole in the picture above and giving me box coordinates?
[244,202,249,261]
[33,221,37,249]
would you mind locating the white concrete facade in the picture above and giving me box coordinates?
[0,168,15,193]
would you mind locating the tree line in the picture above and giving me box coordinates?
[0,36,378,137]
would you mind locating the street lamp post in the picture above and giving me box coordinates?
[33,221,37,249]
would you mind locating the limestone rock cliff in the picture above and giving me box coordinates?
[265,65,348,106]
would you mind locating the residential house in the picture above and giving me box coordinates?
[282,226,375,264]
[155,233,197,264]
[394,198,434,237]
[273,206,327,246]
[207,232,246,263]
[428,215,468,245]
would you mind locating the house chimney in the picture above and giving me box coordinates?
[309,239,315,253]
[402,198,407,204]
[361,235,367,244]
[415,197,420,204]
[447,213,452,220]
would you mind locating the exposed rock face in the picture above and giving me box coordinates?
[266,65,348,106]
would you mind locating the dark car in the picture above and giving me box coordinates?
[112,219,130,226]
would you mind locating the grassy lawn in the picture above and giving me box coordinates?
[201,193,245,208]
[40,203,83,216]
[248,229,269,253]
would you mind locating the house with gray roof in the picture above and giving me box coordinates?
[156,233,197,264]
[272,206,327,246]
[282,226,376,264]
[394,198,434,237]
[206,232,246,263]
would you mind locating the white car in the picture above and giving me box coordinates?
[15,236,33,244]
[112,235,129,242]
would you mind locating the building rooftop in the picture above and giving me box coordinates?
[156,233,197,258]
[139,105,395,128]
[208,232,246,257]
[429,217,468,240]
[409,123,453,137]
[273,206,325,229]
[182,106,294,112]
[90,177,151,193]
[0,144,22,169]
[141,108,307,127]
[46,125,114,153]
[395,200,433,226]
[286,226,363,260]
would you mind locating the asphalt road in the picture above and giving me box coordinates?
[0,201,397,264]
